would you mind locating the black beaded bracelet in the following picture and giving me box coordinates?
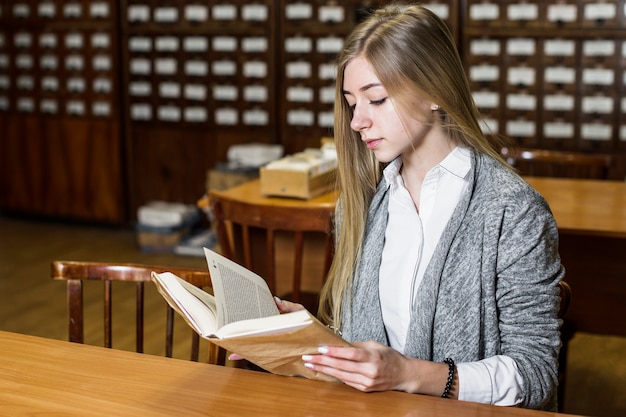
[441,357,455,398]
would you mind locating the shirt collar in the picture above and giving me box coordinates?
[383,146,472,186]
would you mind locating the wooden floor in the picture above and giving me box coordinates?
[1,214,625,416]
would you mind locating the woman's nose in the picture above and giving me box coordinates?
[350,106,371,132]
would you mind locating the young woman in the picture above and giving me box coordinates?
[277,4,564,411]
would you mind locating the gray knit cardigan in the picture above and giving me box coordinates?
[339,150,564,411]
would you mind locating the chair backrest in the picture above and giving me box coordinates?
[51,260,225,365]
[209,188,335,314]
[501,147,612,179]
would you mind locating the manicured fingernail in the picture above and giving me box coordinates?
[274,296,282,303]
[302,355,313,361]
[304,362,314,369]
[318,346,329,354]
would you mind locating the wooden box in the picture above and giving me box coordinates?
[260,167,336,199]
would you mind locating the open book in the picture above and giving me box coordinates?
[151,248,349,381]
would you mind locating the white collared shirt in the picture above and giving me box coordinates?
[379,147,523,406]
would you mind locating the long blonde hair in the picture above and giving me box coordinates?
[318,4,508,327]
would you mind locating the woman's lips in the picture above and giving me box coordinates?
[364,138,382,150]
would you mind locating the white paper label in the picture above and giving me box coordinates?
[39,33,57,48]
[212,60,237,76]
[215,108,238,125]
[544,122,574,138]
[14,32,32,48]
[469,64,499,82]
[286,4,313,20]
[583,68,614,85]
[544,66,576,84]
[0,55,6,69]
[242,37,268,53]
[93,55,112,71]
[213,36,237,52]
[65,33,84,49]
[285,37,313,53]
[65,55,84,71]
[17,76,34,90]
[318,111,334,128]
[213,85,238,101]
[128,5,150,22]
[317,37,343,54]
[507,3,538,20]
[243,109,268,125]
[581,123,611,140]
[584,3,616,21]
[64,3,82,18]
[16,54,33,69]
[286,62,312,78]
[470,39,500,56]
[547,5,577,22]
[41,77,59,91]
[506,94,536,110]
[319,86,335,103]
[472,91,499,108]
[506,38,535,55]
[125,80,147,96]
[159,82,181,98]
[287,109,314,126]
[41,99,58,114]
[184,84,207,101]
[155,7,178,22]
[40,55,58,70]
[319,6,344,23]
[93,78,112,93]
[287,86,314,102]
[470,3,499,20]
[66,100,85,115]
[544,39,575,56]
[155,58,177,75]
[131,104,152,120]
[0,97,9,110]
[479,118,499,134]
[243,85,268,102]
[242,4,268,21]
[92,33,110,49]
[158,106,181,122]
[0,76,10,89]
[67,77,86,93]
[90,2,109,18]
[213,5,236,20]
[583,40,615,57]
[13,4,30,18]
[185,61,208,76]
[544,95,575,111]
[156,37,179,51]
[184,37,208,52]
[507,67,535,86]
[129,37,151,52]
[38,2,56,18]
[184,107,207,122]
[506,120,535,137]
[93,101,111,116]
[318,63,337,80]
[243,61,267,78]
[582,96,614,114]
[130,58,151,74]
[185,5,208,22]
[17,98,35,112]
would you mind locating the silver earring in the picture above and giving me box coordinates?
[431,104,440,111]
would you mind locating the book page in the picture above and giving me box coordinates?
[204,248,279,329]
[151,272,218,337]
[216,309,312,339]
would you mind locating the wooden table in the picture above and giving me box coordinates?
[0,331,579,416]
[206,177,626,336]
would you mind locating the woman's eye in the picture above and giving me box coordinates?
[371,98,387,106]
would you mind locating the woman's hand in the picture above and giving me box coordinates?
[274,296,305,314]
[301,342,455,397]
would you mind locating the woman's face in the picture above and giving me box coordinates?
[342,56,435,163]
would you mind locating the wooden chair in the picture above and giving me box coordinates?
[51,260,226,365]
[557,280,575,412]
[208,186,335,314]
[501,147,613,179]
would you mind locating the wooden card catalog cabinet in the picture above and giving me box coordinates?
[0,0,124,223]
[278,0,459,155]
[123,0,277,216]
[464,0,626,170]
